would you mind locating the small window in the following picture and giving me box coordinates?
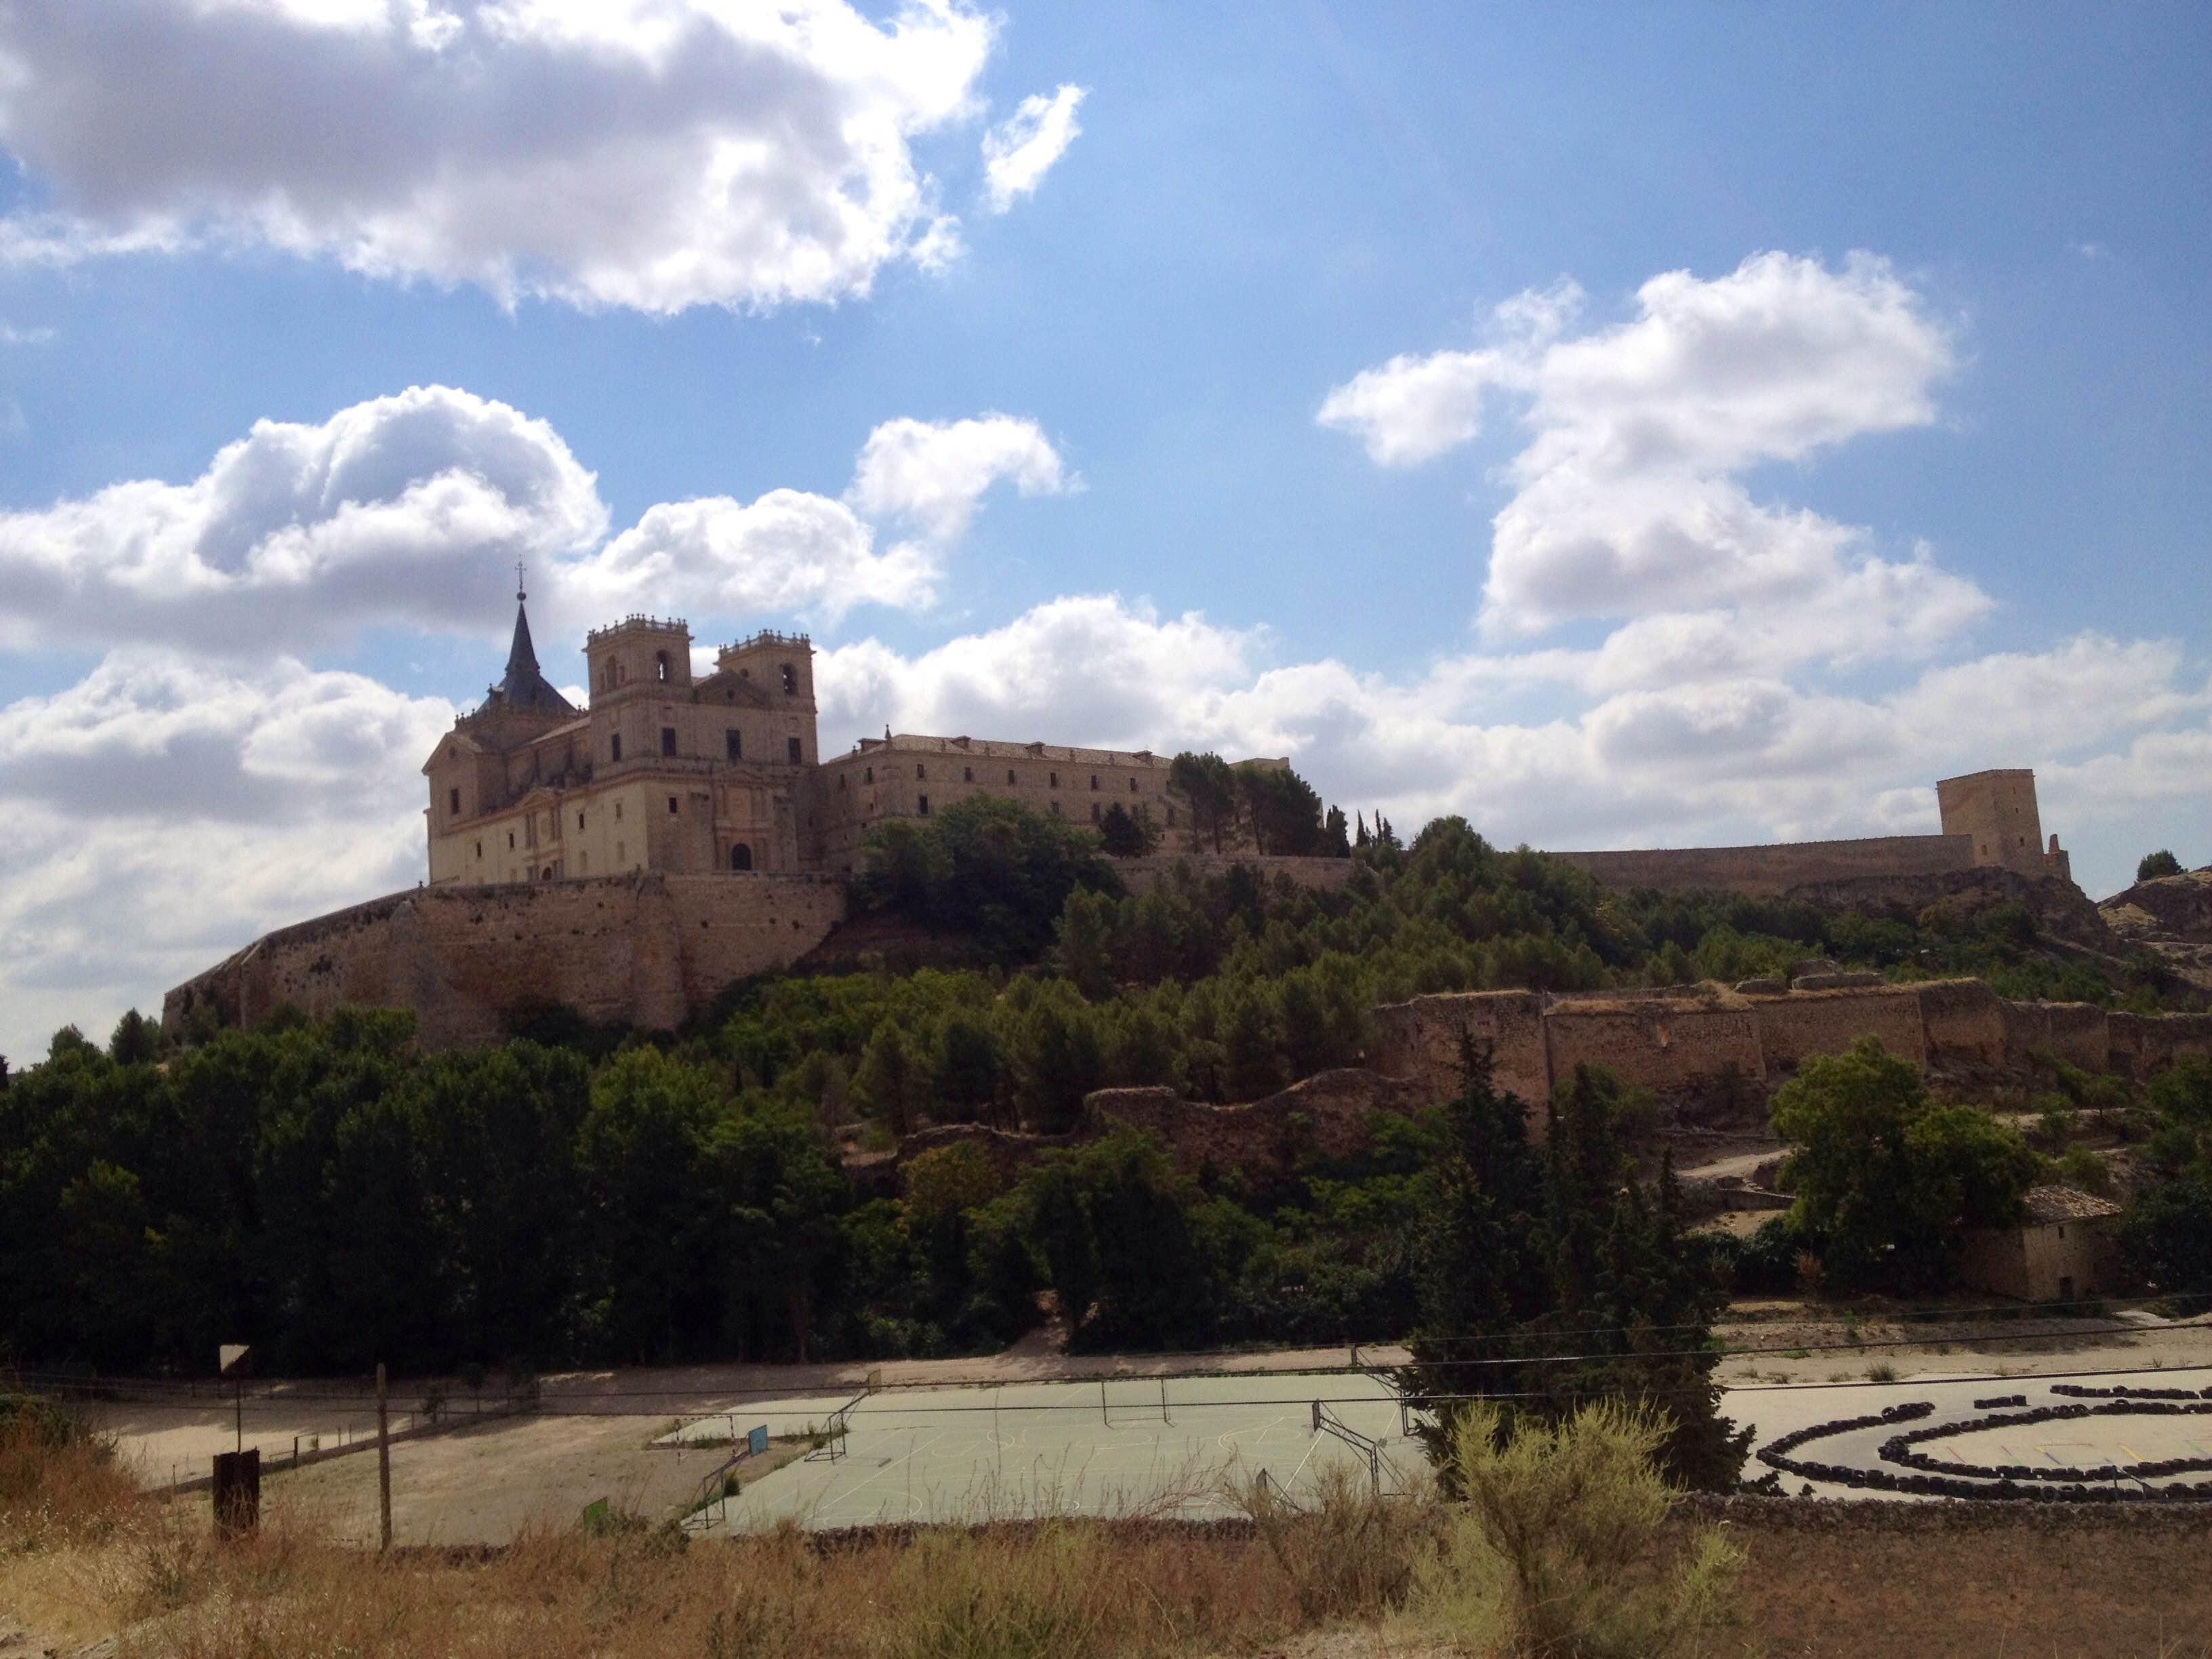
[474,840,482,858]
[577,811,585,830]
[661,726,676,756]
[916,762,926,780]
[918,794,930,817]
[541,865,554,881]
[1050,800,1062,817]
[864,766,873,783]
[507,832,515,849]
[1166,807,1178,827]
[731,843,753,872]
[1129,778,1139,792]
[655,650,670,683]
[838,774,846,790]
[611,733,623,762]
[668,796,678,815]
[1090,803,1101,822]
[963,766,973,782]
[1049,771,1059,788]
[1090,775,1099,790]
[615,802,623,821]
[780,663,797,695]
[448,787,460,815]
[787,736,802,764]
[726,729,741,761]
[1008,769,1018,785]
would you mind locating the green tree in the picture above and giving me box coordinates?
[855,795,1120,964]
[930,1015,1001,1124]
[2137,849,2185,881]
[1006,983,1105,1132]
[1769,1036,2037,1291]
[1097,801,1158,857]
[1237,762,1327,855]
[107,1009,164,1066]
[854,1023,924,1136]
[1167,752,1240,853]
[1054,886,1118,1000]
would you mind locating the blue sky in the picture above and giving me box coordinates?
[0,1,2206,1059]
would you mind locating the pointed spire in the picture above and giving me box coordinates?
[493,567,577,716]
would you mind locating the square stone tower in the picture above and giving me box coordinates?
[1938,769,2069,881]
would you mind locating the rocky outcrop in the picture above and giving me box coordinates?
[2101,868,2212,989]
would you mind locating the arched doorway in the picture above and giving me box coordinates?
[731,842,754,872]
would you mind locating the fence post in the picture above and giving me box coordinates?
[376,1364,392,1552]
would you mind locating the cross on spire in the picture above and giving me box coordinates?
[516,560,527,603]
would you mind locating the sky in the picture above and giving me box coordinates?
[0,1,2207,1061]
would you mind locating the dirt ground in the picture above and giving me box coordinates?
[1723,1520,2212,1658]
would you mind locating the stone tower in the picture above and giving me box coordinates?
[1937,769,2070,882]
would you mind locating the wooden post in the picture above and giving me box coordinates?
[376,1364,392,1552]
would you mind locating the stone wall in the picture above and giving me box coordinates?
[1373,978,2212,1115]
[1084,1068,1431,1173]
[163,873,845,1048]
[1548,834,1975,897]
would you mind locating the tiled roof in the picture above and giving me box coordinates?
[2020,1184,2122,1224]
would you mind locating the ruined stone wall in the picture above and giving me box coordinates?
[1372,977,2212,1113]
[1084,1069,1431,1174]
[1542,996,1767,1096]
[1372,990,1550,1111]
[1759,986,1931,1072]
[164,873,845,1048]
[1548,835,1975,897]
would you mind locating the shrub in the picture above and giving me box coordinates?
[1408,1400,1744,1658]
[2138,850,2185,882]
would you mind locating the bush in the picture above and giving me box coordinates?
[2138,850,2185,882]
[1408,1400,1744,1658]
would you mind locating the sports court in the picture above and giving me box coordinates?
[668,1369,1414,1531]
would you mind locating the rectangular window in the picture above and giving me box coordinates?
[1008,769,1018,784]
[918,794,930,816]
[474,840,482,858]
[963,766,973,782]
[448,787,460,815]
[1049,771,1059,788]
[611,733,622,762]
[577,811,585,830]
[916,762,926,779]
[726,729,741,760]
[1129,778,1139,792]
[668,796,678,815]
[507,831,515,849]
[661,726,677,756]
[615,802,623,821]
[1090,775,1099,790]
[787,737,802,764]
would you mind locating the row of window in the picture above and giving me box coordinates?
[855,763,1145,792]
[611,729,804,764]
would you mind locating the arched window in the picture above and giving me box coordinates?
[655,651,670,682]
[780,663,798,695]
[731,842,754,872]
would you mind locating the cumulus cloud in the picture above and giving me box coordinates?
[0,651,451,1056]
[844,412,1074,542]
[0,0,1004,312]
[1321,253,1976,660]
[980,83,1086,213]
[0,387,1072,651]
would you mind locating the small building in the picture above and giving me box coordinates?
[1958,1184,2123,1304]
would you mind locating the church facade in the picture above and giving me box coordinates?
[423,597,1194,887]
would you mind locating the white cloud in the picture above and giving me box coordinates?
[844,412,1073,542]
[0,388,1072,652]
[0,319,55,344]
[1322,252,1981,673]
[980,83,1086,213]
[0,651,450,1058]
[0,0,1000,312]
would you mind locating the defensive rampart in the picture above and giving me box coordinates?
[163,873,846,1048]
[1374,979,2212,1113]
[1547,834,1975,897]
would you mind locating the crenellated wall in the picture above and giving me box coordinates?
[163,873,845,1048]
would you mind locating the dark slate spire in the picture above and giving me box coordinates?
[494,565,577,715]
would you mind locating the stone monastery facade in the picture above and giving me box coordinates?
[426,596,1197,888]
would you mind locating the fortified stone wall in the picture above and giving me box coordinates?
[163,873,845,1048]
[1373,979,2212,1113]
[1548,834,1975,897]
